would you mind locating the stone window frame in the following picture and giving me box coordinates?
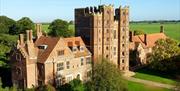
[106,55,108,58]
[80,46,84,52]
[57,62,64,71]
[15,67,22,76]
[66,61,70,69]
[81,57,84,66]
[57,50,64,56]
[106,46,109,50]
[16,53,21,61]
[122,52,125,56]
[113,30,116,39]
[86,57,91,64]
[122,59,125,63]
[106,29,109,33]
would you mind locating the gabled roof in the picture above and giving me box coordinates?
[35,36,60,63]
[64,37,85,47]
[132,33,167,48]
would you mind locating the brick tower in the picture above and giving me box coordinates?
[75,5,129,72]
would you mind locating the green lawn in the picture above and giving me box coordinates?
[133,68,177,85]
[128,81,171,91]
[130,22,180,41]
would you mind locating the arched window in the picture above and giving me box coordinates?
[77,74,80,79]
[16,53,21,61]
[16,67,21,76]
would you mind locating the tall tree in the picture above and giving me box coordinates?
[48,19,73,37]
[69,79,85,91]
[0,16,16,34]
[90,59,128,91]
[9,17,34,35]
[149,38,180,72]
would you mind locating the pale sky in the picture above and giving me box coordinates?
[0,0,180,22]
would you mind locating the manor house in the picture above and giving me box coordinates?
[10,24,92,88]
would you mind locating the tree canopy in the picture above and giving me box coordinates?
[0,16,16,34]
[89,59,128,91]
[48,19,73,37]
[133,30,145,35]
[149,38,180,72]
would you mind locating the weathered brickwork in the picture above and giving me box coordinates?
[10,24,92,88]
[75,5,129,71]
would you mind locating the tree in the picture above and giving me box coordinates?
[58,79,85,91]
[0,16,16,34]
[69,20,74,25]
[0,77,18,91]
[48,19,73,37]
[9,17,34,35]
[0,23,9,34]
[134,30,145,35]
[90,58,128,91]
[69,79,85,91]
[36,84,56,91]
[149,38,180,72]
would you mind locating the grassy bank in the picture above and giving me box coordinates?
[127,81,171,91]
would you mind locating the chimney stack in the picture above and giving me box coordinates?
[36,24,42,38]
[26,30,30,42]
[19,34,24,45]
[144,34,147,45]
[129,31,133,42]
[29,30,33,42]
[160,25,164,33]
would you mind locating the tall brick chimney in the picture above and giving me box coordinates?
[144,34,147,45]
[19,34,24,45]
[36,24,42,38]
[29,30,33,42]
[129,31,133,42]
[26,30,30,42]
[160,25,164,33]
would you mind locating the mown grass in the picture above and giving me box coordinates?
[130,22,180,41]
[127,81,171,91]
[133,68,177,85]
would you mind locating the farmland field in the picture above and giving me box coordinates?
[42,22,180,41]
[130,22,180,41]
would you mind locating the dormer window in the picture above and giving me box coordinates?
[38,45,48,50]
[80,46,84,51]
[72,47,77,52]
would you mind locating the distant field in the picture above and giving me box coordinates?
[42,23,180,41]
[127,81,171,91]
[42,24,50,33]
[130,23,180,41]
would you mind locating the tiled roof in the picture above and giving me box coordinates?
[64,37,90,58]
[64,37,85,47]
[131,33,167,48]
[35,36,60,63]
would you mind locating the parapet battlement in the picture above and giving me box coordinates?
[75,4,129,17]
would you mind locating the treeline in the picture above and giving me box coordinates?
[130,20,180,24]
